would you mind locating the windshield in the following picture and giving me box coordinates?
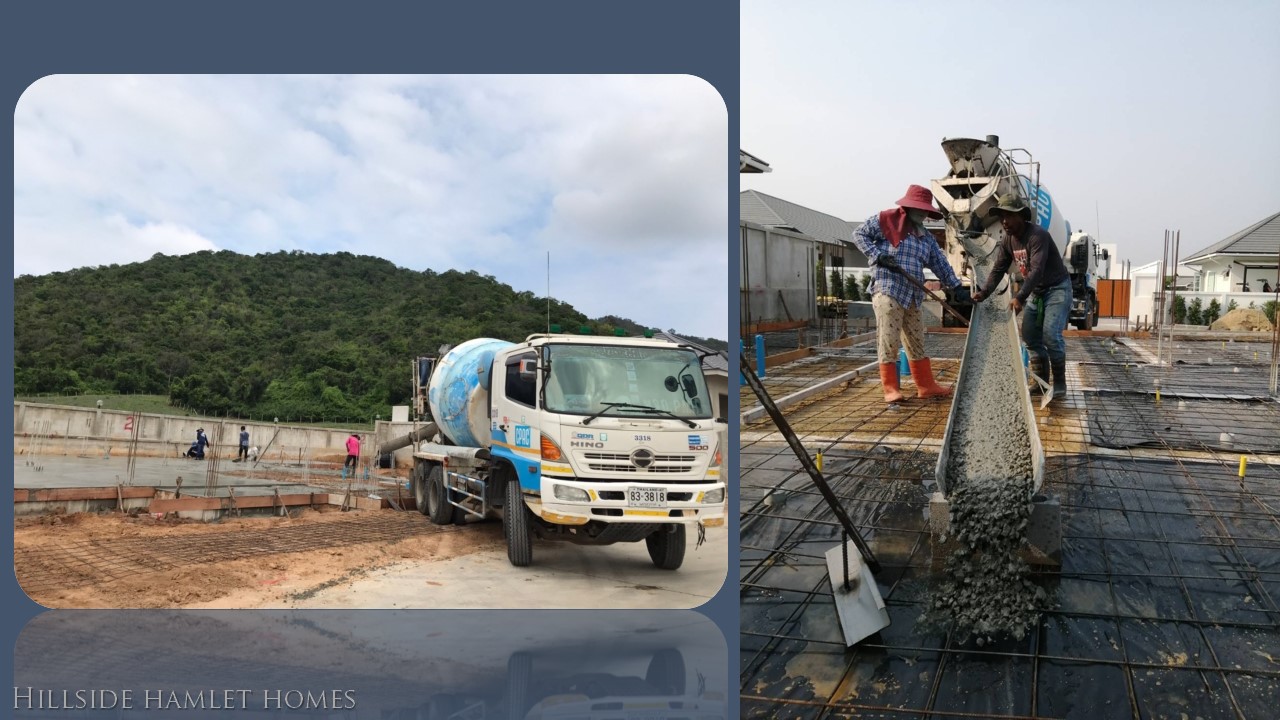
[543,344,712,419]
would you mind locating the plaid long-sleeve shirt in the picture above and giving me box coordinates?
[853,215,961,308]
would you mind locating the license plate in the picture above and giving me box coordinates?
[627,487,667,508]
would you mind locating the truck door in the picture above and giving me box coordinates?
[491,350,543,493]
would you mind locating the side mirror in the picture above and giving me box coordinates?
[681,373,699,398]
[519,358,537,382]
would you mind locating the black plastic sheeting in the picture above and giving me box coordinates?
[1086,393,1280,453]
[1078,362,1274,399]
[740,448,1280,719]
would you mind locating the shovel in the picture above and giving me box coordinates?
[1028,367,1053,408]
[740,358,891,646]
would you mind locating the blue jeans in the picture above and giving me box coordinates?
[1022,277,1072,365]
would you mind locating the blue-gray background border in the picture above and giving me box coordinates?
[2,0,741,713]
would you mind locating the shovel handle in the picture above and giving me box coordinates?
[883,264,969,326]
[740,356,881,572]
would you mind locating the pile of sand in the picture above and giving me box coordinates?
[1210,307,1274,332]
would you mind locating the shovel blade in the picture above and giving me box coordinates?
[824,541,891,647]
[1028,369,1052,409]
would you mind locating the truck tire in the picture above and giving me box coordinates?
[426,465,453,525]
[645,524,686,570]
[506,651,532,720]
[504,478,533,567]
[645,648,686,695]
[1075,295,1096,331]
[412,462,430,516]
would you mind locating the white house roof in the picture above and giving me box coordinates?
[740,149,772,174]
[1129,260,1199,276]
[1182,210,1280,263]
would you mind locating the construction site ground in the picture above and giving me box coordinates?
[13,455,727,609]
[741,331,1280,719]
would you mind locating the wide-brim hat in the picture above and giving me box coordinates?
[895,184,942,218]
[990,194,1032,219]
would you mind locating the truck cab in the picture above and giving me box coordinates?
[412,334,726,569]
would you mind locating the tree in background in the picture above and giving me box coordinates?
[845,274,861,301]
[816,258,827,297]
[830,269,844,300]
[1204,298,1222,325]
[1187,297,1203,325]
[1264,300,1277,326]
[860,273,872,296]
[1172,296,1187,324]
[1227,299,1239,313]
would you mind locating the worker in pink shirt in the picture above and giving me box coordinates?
[345,434,360,472]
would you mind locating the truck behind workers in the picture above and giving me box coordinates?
[401,333,726,569]
[931,135,1110,330]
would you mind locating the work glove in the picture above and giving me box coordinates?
[950,286,972,304]
[874,254,898,271]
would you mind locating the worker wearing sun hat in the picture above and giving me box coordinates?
[972,194,1072,398]
[853,184,965,403]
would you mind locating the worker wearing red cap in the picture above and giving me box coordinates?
[853,184,966,403]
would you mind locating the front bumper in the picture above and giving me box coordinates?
[529,478,726,527]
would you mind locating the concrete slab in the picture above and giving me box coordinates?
[273,526,728,610]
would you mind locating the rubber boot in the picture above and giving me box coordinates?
[1050,359,1067,399]
[909,358,952,399]
[879,362,904,403]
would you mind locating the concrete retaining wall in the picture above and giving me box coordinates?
[14,402,360,462]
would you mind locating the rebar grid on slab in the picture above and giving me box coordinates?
[740,338,1280,720]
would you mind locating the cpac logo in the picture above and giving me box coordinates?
[514,425,532,448]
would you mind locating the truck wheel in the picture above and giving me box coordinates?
[645,525,686,570]
[426,465,453,525]
[1075,296,1096,331]
[504,478,533,567]
[506,651,532,720]
[413,463,430,516]
[645,648,686,695]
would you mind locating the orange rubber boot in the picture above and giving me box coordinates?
[879,362,904,403]
[910,358,952,399]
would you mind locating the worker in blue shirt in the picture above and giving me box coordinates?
[853,185,966,403]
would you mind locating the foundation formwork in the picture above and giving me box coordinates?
[741,334,1280,719]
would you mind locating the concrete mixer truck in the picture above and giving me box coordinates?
[399,333,726,569]
[930,135,1108,330]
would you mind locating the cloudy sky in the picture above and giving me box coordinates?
[742,0,1280,270]
[14,75,728,338]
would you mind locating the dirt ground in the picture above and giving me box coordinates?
[14,507,504,609]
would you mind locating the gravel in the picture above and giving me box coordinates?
[924,292,1046,642]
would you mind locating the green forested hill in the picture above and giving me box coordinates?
[14,250,726,421]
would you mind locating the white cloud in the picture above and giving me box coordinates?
[13,74,728,337]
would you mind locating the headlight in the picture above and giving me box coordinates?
[704,488,724,504]
[553,484,590,502]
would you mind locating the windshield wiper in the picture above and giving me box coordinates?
[581,402,697,428]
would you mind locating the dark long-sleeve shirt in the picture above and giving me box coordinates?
[978,224,1069,303]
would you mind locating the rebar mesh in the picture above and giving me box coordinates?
[740,337,1280,719]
